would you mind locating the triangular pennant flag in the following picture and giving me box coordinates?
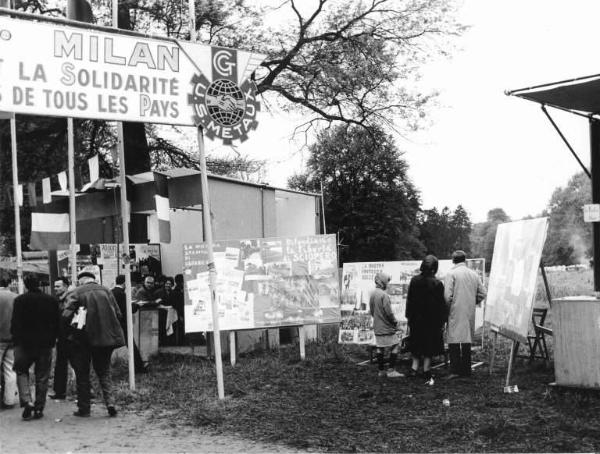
[27,182,37,207]
[50,174,62,192]
[88,155,99,182]
[58,171,67,191]
[42,178,51,204]
[153,172,171,243]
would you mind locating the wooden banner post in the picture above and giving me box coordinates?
[299,325,306,360]
[9,115,23,294]
[229,332,236,367]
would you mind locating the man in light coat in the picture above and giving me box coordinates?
[444,250,486,378]
[0,278,17,408]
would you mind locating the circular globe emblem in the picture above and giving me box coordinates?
[205,79,246,126]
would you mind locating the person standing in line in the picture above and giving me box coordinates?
[49,277,72,400]
[155,276,174,345]
[11,276,59,420]
[370,272,404,378]
[111,274,147,373]
[135,275,162,306]
[405,255,448,384]
[171,274,185,345]
[63,271,124,417]
[0,278,18,409]
[443,250,487,379]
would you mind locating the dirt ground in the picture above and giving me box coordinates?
[0,397,299,453]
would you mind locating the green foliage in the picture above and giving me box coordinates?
[542,172,592,266]
[288,124,424,262]
[418,204,472,259]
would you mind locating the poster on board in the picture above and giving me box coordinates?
[183,234,340,332]
[485,218,549,343]
[339,258,486,345]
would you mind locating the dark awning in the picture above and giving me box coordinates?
[507,74,600,116]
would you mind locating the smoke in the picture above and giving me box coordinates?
[569,232,589,265]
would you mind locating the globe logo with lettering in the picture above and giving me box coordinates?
[188,72,260,145]
[205,79,245,126]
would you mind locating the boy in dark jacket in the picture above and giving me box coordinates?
[11,276,59,420]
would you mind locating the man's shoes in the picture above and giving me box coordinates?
[107,406,117,417]
[33,409,44,419]
[21,403,34,420]
[407,368,419,378]
[49,393,66,400]
[73,409,90,417]
[386,369,405,378]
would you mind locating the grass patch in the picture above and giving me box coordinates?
[114,335,600,452]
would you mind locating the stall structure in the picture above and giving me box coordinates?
[507,76,600,290]
[508,79,600,389]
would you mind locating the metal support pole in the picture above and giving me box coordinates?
[67,118,77,285]
[320,180,327,234]
[542,105,591,178]
[10,116,23,293]
[197,127,225,399]
[590,119,600,292]
[112,0,135,390]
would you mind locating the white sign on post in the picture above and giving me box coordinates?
[0,15,264,142]
[583,204,600,222]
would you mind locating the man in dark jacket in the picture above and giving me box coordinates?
[111,274,146,373]
[11,276,59,420]
[63,271,125,417]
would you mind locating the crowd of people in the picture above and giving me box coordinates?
[0,269,185,421]
[370,250,486,383]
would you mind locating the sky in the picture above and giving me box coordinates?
[201,0,600,224]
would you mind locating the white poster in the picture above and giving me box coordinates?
[485,218,549,342]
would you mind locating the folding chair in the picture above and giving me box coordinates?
[518,307,552,361]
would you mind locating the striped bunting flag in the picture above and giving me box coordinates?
[154,172,171,243]
[30,211,70,251]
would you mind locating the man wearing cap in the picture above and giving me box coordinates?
[63,271,125,417]
[444,250,487,379]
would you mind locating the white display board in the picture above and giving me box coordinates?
[485,218,549,343]
[339,258,486,345]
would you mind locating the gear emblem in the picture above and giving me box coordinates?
[188,73,260,145]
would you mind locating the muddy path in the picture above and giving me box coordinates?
[0,397,298,453]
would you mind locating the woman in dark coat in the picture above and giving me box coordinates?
[405,255,447,381]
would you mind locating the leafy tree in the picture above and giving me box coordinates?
[542,172,592,265]
[288,124,424,263]
[418,204,471,258]
[470,208,510,270]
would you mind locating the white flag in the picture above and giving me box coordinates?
[42,178,51,204]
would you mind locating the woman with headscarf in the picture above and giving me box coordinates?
[405,255,447,383]
[369,272,404,378]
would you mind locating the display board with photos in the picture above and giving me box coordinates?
[485,218,549,343]
[339,258,486,345]
[183,234,340,332]
[96,243,162,286]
